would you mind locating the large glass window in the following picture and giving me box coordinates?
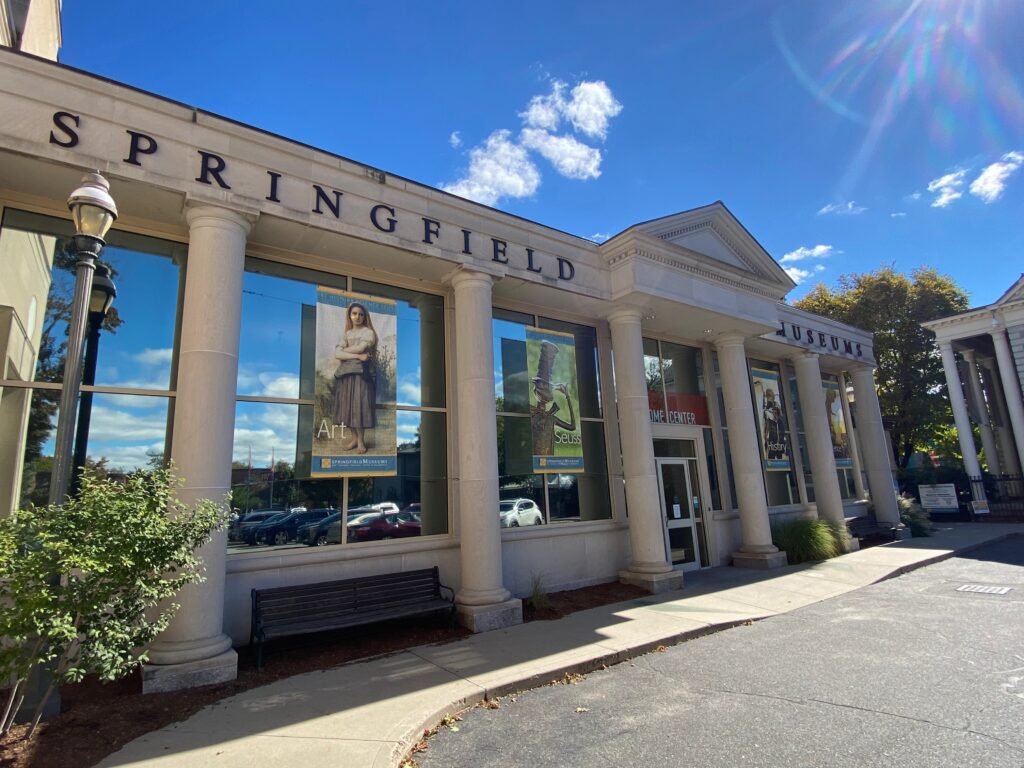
[493,310,611,525]
[229,262,448,552]
[0,209,185,515]
[645,339,709,425]
[749,359,799,507]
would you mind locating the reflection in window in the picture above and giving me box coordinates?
[493,310,610,525]
[0,210,184,516]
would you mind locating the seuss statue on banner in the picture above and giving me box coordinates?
[530,340,577,457]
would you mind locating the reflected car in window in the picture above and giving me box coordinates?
[255,508,336,546]
[325,507,421,543]
[231,510,282,543]
[499,498,543,528]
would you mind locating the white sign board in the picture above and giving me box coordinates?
[918,483,959,512]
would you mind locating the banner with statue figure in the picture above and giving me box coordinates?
[822,378,853,468]
[750,366,791,471]
[526,327,584,473]
[312,287,397,477]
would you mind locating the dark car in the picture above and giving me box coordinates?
[254,508,335,546]
[242,512,289,545]
[298,510,341,546]
[230,510,281,542]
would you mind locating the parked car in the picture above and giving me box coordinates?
[299,511,341,546]
[254,508,335,546]
[500,498,543,527]
[230,510,281,542]
[400,502,422,521]
[242,512,290,545]
[326,505,420,543]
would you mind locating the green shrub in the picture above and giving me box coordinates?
[0,466,227,738]
[771,517,845,564]
[897,494,933,537]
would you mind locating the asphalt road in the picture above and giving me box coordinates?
[418,538,1024,768]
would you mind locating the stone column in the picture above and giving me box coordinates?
[791,354,848,537]
[848,366,903,527]
[938,342,984,495]
[991,327,1024,471]
[609,308,682,592]
[983,359,1022,476]
[143,204,253,692]
[961,349,1001,475]
[837,371,867,499]
[715,333,786,569]
[450,269,521,631]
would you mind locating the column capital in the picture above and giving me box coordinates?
[184,201,256,235]
[937,339,955,354]
[606,306,644,325]
[960,348,977,363]
[791,350,821,363]
[447,266,496,291]
[714,331,747,350]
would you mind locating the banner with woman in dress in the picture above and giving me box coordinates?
[312,287,397,476]
[822,378,853,468]
[751,367,791,471]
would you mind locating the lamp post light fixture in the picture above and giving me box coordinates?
[48,172,117,505]
[70,263,117,495]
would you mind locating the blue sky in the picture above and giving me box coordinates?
[60,1,1023,305]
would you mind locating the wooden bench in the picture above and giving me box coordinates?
[250,566,455,669]
[846,513,901,543]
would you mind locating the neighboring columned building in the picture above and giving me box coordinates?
[922,276,1024,490]
[0,47,902,692]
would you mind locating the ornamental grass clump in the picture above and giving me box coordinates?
[898,494,933,537]
[771,517,845,564]
[0,467,227,739]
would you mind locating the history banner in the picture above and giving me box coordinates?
[527,327,584,473]
[312,287,397,477]
[751,367,791,471]
[822,378,853,468]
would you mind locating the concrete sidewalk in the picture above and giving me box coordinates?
[99,522,1024,768]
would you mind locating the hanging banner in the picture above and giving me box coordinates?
[750,367,791,471]
[527,327,584,473]
[312,287,397,477]
[822,378,853,468]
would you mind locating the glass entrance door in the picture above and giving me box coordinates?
[657,456,703,570]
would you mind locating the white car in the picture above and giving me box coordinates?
[499,498,543,527]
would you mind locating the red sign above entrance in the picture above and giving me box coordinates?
[649,393,710,426]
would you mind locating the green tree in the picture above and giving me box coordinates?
[0,466,226,738]
[794,266,969,468]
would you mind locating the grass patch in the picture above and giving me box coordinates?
[898,494,933,537]
[771,517,846,564]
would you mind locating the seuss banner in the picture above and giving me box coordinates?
[527,327,584,473]
[312,287,397,477]
[750,367,791,471]
[822,378,853,468]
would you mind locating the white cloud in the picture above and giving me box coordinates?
[398,367,422,406]
[563,81,623,140]
[258,373,300,399]
[87,405,168,441]
[910,192,922,200]
[927,169,967,208]
[445,78,622,207]
[780,244,834,264]
[520,128,602,180]
[969,150,1023,203]
[520,81,567,131]
[442,129,541,206]
[817,201,866,216]
[588,232,611,243]
[134,347,173,365]
[449,131,461,149]
[784,264,826,285]
[890,212,907,218]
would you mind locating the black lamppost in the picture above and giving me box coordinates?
[70,263,117,495]
[48,173,117,505]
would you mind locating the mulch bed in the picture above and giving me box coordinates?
[0,581,646,768]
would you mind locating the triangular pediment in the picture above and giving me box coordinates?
[630,201,795,291]
[996,274,1024,305]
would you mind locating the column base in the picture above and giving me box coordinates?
[456,598,523,633]
[142,648,238,694]
[619,568,684,594]
[732,550,789,570]
[842,536,861,553]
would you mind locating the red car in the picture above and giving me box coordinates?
[341,509,422,542]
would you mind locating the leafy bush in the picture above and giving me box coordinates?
[0,467,227,738]
[771,517,846,564]
[897,494,933,537]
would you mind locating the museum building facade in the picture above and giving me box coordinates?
[0,49,902,690]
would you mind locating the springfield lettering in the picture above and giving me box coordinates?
[46,111,577,282]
